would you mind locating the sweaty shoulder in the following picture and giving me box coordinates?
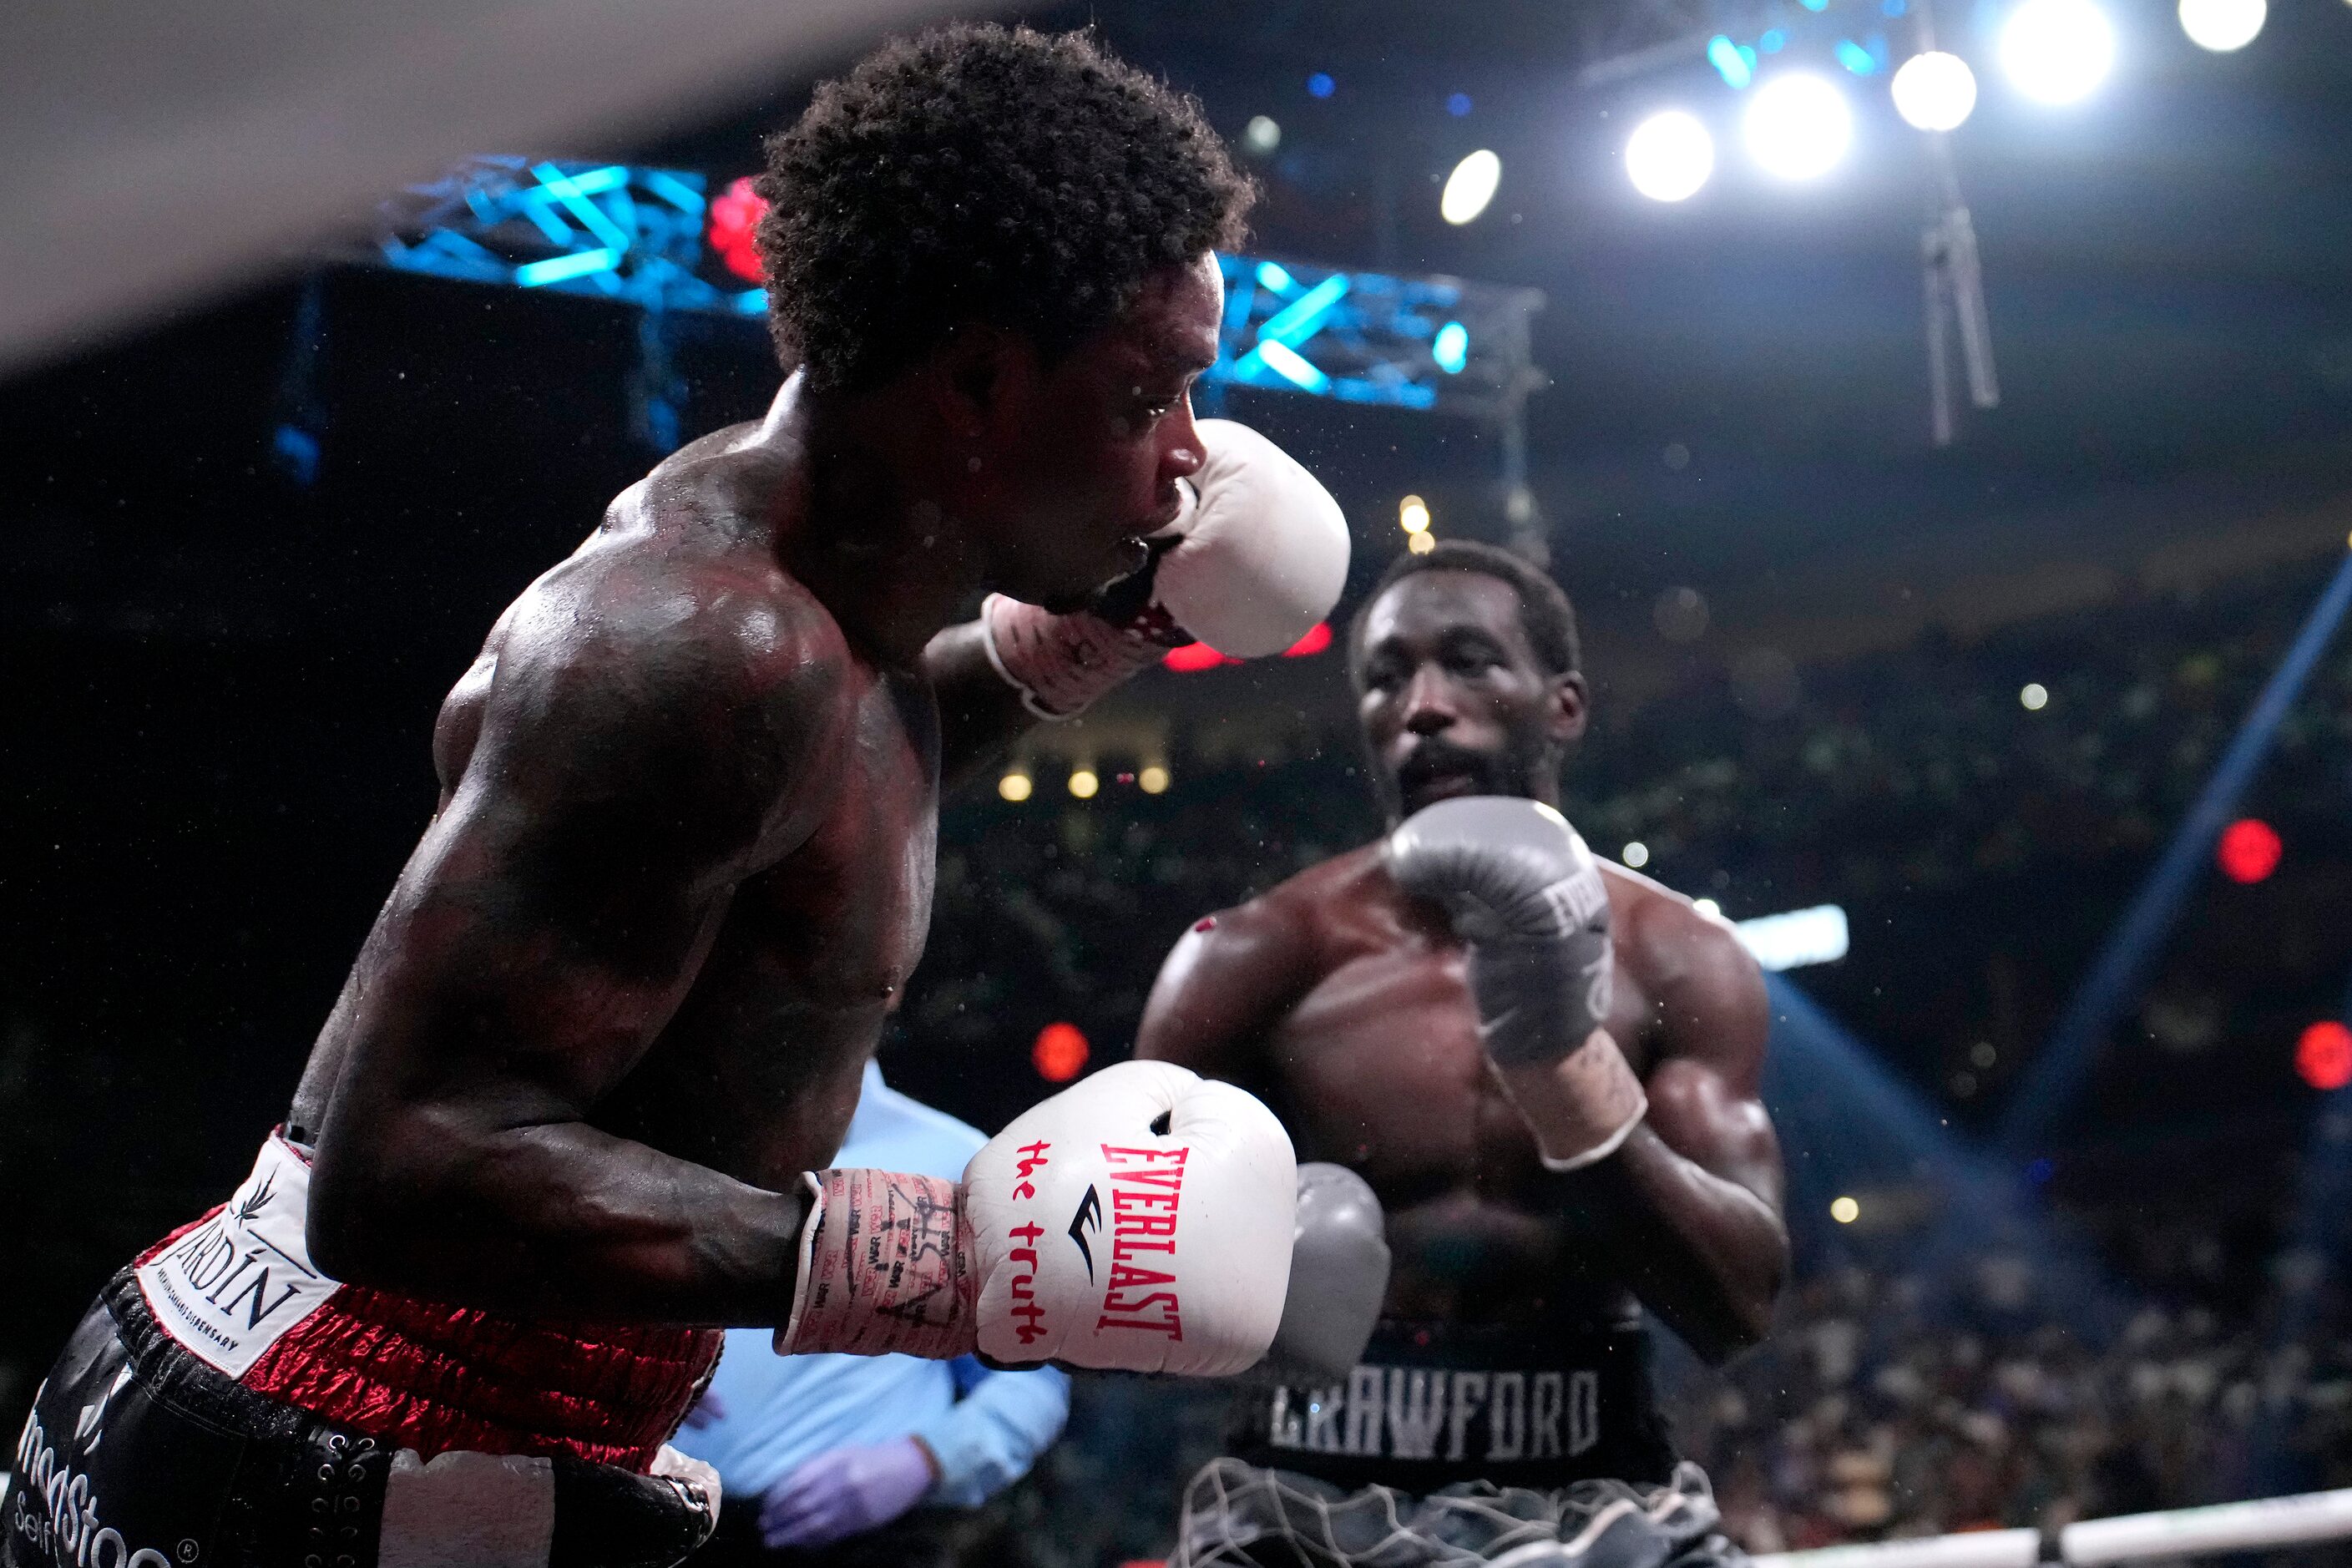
[1604,863,1768,1088]
[1136,843,1388,1073]
[458,508,860,868]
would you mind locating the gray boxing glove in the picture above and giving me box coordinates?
[1386,796,1615,1068]
[1259,1163,1389,1385]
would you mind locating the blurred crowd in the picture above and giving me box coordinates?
[1674,1232,2352,1551]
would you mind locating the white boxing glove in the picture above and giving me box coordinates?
[777,1061,1297,1377]
[980,419,1350,718]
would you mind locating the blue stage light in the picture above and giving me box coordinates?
[1255,260,1296,293]
[1432,321,1469,373]
[515,248,620,286]
[1836,39,1879,73]
[1307,72,1335,98]
[1707,34,1756,87]
[1447,93,1474,116]
[1759,28,1788,50]
[1257,340,1331,392]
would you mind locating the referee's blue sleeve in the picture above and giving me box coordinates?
[910,1359,1072,1508]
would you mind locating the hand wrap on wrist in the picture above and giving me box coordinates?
[776,1168,977,1359]
[979,594,1181,721]
[1525,1032,1649,1172]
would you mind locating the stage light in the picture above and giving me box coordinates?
[1432,321,1470,372]
[2299,1021,2352,1091]
[1892,51,1979,129]
[2021,682,2049,710]
[1626,111,1715,203]
[1408,531,1437,555]
[1163,641,1233,672]
[1707,35,1756,89]
[1283,622,1333,657]
[1139,765,1171,795]
[1399,495,1431,534]
[2179,0,2264,50]
[2001,0,2115,104]
[1831,1195,1861,1223]
[1732,904,1850,971]
[1069,768,1100,799]
[1448,93,1474,116]
[1743,75,1853,181]
[1244,115,1282,154]
[1623,842,1651,868]
[998,771,1033,802]
[1034,1022,1090,1083]
[1835,39,1879,74]
[1256,260,1294,291]
[1693,897,1723,918]
[2217,817,2281,883]
[1308,72,1336,99]
[1441,150,1502,224]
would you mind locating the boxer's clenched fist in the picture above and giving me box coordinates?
[1387,796,1646,1170]
[778,1062,1297,1376]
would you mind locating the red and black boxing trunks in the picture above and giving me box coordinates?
[4,1136,721,1568]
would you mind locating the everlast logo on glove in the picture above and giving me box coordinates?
[1095,1146,1187,1340]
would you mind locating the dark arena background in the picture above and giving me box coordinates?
[7,0,2352,1563]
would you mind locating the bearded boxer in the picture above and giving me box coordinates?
[5,28,1368,1568]
[1137,540,1788,1567]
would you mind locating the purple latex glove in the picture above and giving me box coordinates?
[758,1439,938,1549]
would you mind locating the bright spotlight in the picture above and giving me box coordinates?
[1138,765,1171,795]
[1243,115,1282,154]
[1743,75,1853,181]
[2179,0,2264,49]
[1623,841,1651,868]
[1891,51,1979,129]
[1440,149,1502,225]
[1830,1195,1861,1224]
[1432,321,1469,373]
[1626,111,1715,202]
[2020,681,2049,710]
[1407,531,1437,556]
[998,771,1033,802]
[1399,495,1431,534]
[2001,0,2116,104]
[1068,768,1100,799]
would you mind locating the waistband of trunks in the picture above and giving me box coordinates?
[133,1154,721,1474]
[1223,1317,1677,1494]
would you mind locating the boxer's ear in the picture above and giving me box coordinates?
[930,321,1009,438]
[931,321,1040,438]
[1547,670,1590,746]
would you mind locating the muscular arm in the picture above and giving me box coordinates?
[1505,905,1787,1363]
[305,567,840,1325]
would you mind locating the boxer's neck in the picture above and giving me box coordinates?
[760,373,992,671]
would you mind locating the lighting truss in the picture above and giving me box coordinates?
[365,157,1545,422]
[373,156,763,317]
[1206,255,1543,420]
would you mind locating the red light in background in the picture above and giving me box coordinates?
[707,176,767,283]
[1162,641,1236,672]
[2216,818,2281,884]
[2298,1021,2352,1091]
[1032,1022,1090,1083]
[1163,621,1329,672]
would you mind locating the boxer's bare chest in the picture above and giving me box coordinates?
[1262,859,1662,1324]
